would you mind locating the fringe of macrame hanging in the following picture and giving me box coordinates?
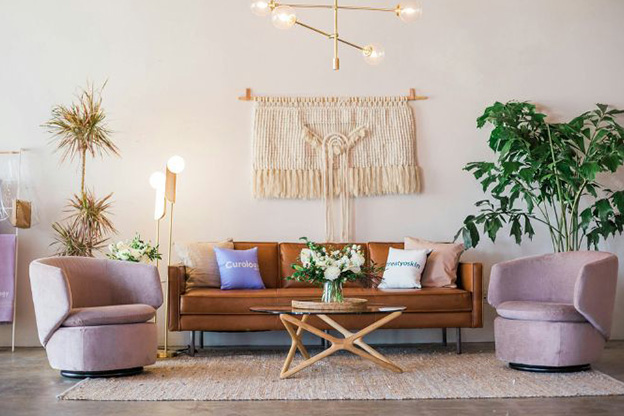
[253,166,420,199]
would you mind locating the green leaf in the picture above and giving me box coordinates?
[579,162,600,180]
[461,227,474,249]
[510,218,523,245]
[579,207,593,230]
[485,216,503,242]
[595,199,613,222]
[597,103,609,114]
[524,216,535,239]
[613,191,624,214]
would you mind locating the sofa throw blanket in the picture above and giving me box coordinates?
[252,96,420,241]
[0,234,16,323]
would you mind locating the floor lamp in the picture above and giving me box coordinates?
[149,170,166,341]
[158,155,185,358]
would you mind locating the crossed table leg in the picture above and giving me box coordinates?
[279,311,404,379]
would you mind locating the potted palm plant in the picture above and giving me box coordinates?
[456,101,624,251]
[44,83,120,256]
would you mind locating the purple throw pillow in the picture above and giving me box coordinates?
[214,247,266,290]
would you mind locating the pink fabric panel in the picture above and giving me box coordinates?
[488,251,614,307]
[29,260,72,345]
[494,317,605,367]
[35,257,163,309]
[45,322,157,372]
[0,234,16,323]
[574,254,619,339]
[62,304,156,327]
[496,301,585,323]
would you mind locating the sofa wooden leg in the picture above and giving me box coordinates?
[456,328,462,355]
[200,331,204,350]
[442,328,447,346]
[190,331,196,356]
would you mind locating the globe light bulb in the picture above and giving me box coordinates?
[397,2,423,23]
[250,0,271,17]
[271,5,297,30]
[167,155,185,174]
[362,44,385,66]
[149,171,166,189]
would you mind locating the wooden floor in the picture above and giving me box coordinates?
[1,342,624,415]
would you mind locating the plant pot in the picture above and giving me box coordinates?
[322,280,344,303]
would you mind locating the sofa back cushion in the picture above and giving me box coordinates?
[368,242,404,269]
[175,239,234,289]
[279,242,368,288]
[233,242,279,288]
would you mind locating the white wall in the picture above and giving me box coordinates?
[1,0,623,347]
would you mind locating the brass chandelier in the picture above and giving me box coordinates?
[250,0,422,70]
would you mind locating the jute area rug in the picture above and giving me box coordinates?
[58,347,624,401]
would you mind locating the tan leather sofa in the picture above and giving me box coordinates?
[168,242,483,354]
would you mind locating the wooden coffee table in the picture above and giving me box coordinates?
[250,305,406,379]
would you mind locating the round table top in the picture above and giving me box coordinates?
[250,305,406,315]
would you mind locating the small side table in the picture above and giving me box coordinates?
[250,305,406,379]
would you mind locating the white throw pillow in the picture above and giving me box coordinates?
[378,247,430,289]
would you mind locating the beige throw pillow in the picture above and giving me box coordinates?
[404,237,464,288]
[175,239,234,289]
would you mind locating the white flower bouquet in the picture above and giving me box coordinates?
[107,234,161,263]
[289,237,382,303]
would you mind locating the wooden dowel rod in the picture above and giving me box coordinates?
[238,88,428,101]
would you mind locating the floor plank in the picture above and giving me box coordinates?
[1,342,623,415]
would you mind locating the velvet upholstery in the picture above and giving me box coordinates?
[496,301,586,323]
[62,304,156,327]
[46,323,157,372]
[489,251,618,368]
[29,257,163,373]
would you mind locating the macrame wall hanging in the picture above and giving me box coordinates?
[251,94,421,242]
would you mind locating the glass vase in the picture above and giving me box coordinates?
[322,280,344,303]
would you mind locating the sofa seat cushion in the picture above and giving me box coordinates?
[497,301,586,323]
[62,304,156,327]
[181,287,472,315]
[182,289,280,314]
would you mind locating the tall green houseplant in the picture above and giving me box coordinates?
[457,101,624,252]
[44,83,120,256]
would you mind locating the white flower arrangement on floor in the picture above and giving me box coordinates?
[107,234,161,263]
[289,237,382,303]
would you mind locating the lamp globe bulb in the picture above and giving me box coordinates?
[250,0,272,17]
[271,5,297,30]
[167,155,186,174]
[362,44,385,66]
[149,171,166,189]
[397,2,423,23]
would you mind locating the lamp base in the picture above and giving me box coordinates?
[157,349,179,359]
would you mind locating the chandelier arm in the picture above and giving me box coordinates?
[277,3,396,12]
[294,21,364,52]
[336,37,364,51]
[294,20,332,38]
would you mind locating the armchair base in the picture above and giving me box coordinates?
[60,367,143,379]
[509,363,591,373]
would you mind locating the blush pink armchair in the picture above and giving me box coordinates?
[489,251,618,372]
[29,257,163,378]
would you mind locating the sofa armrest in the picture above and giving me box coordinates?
[29,261,72,346]
[574,255,619,340]
[168,265,186,331]
[458,262,483,327]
